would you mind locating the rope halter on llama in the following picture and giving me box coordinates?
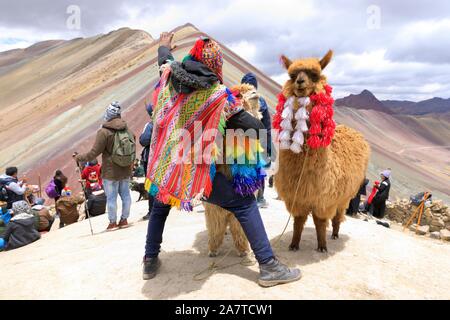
[273,84,336,152]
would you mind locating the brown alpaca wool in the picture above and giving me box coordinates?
[275,51,370,252]
[203,83,267,257]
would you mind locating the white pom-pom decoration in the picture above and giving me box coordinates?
[298,97,310,107]
[279,130,292,141]
[280,119,293,130]
[292,130,305,145]
[296,120,309,132]
[280,141,291,149]
[281,107,293,119]
[290,142,302,154]
[295,107,309,120]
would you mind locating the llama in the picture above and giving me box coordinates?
[274,50,370,252]
[203,83,264,257]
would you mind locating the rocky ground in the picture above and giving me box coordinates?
[1,187,450,300]
[386,198,450,241]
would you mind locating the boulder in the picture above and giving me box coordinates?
[430,232,441,239]
[415,225,429,235]
[439,229,450,241]
[431,200,443,209]
[409,224,418,232]
[430,218,445,228]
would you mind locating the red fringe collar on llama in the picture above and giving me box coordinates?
[273,84,336,151]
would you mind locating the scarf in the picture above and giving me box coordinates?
[170,61,219,94]
[273,84,335,151]
[145,66,236,210]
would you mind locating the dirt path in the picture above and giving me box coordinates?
[1,188,449,300]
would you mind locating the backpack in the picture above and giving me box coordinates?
[0,182,8,202]
[45,179,59,199]
[112,130,136,167]
[87,191,107,217]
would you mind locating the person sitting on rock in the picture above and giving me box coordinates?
[0,201,40,251]
[56,187,85,228]
[0,167,28,209]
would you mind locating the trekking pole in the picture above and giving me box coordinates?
[74,158,94,236]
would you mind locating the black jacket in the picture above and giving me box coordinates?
[374,179,390,203]
[139,122,153,164]
[2,216,40,251]
[0,176,25,209]
[157,46,265,136]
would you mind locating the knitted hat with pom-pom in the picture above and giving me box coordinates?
[183,37,223,83]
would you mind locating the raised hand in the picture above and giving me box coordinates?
[159,32,176,50]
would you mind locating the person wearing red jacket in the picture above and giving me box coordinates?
[81,159,103,193]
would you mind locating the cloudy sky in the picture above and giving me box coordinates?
[1,0,450,101]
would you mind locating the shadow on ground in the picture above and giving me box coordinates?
[141,225,349,299]
[269,227,349,266]
[141,230,259,299]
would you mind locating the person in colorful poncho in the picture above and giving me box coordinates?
[142,32,301,287]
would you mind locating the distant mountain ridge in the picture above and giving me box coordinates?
[336,90,450,115]
[334,90,393,114]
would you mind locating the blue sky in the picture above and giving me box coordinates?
[1,0,450,101]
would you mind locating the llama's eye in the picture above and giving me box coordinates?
[289,73,297,80]
[310,73,320,82]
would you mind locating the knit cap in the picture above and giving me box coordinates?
[184,37,223,83]
[104,101,122,122]
[381,170,391,179]
[61,187,72,197]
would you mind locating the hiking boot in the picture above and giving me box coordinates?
[106,222,118,231]
[118,219,129,229]
[143,257,161,280]
[258,258,302,287]
[142,213,151,221]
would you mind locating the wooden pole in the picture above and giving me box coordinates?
[403,201,423,231]
[38,174,42,198]
[416,192,428,232]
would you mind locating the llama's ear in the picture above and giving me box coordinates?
[320,50,333,70]
[280,55,292,69]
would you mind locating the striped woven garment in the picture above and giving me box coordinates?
[145,66,236,211]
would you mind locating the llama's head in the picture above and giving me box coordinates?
[231,83,262,120]
[281,50,333,99]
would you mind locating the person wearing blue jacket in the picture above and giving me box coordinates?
[139,103,154,220]
[241,73,273,208]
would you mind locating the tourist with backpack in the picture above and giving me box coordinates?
[74,101,136,231]
[0,167,28,209]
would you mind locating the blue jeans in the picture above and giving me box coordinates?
[144,173,274,264]
[103,179,132,223]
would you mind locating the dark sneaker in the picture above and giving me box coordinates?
[143,257,161,280]
[258,258,302,287]
[106,222,118,231]
[142,213,151,221]
[118,219,129,229]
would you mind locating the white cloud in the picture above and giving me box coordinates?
[1,0,450,100]
[229,41,257,62]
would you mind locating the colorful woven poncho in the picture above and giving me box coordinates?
[145,66,230,210]
[145,66,266,211]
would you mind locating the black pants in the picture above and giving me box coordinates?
[372,200,386,218]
